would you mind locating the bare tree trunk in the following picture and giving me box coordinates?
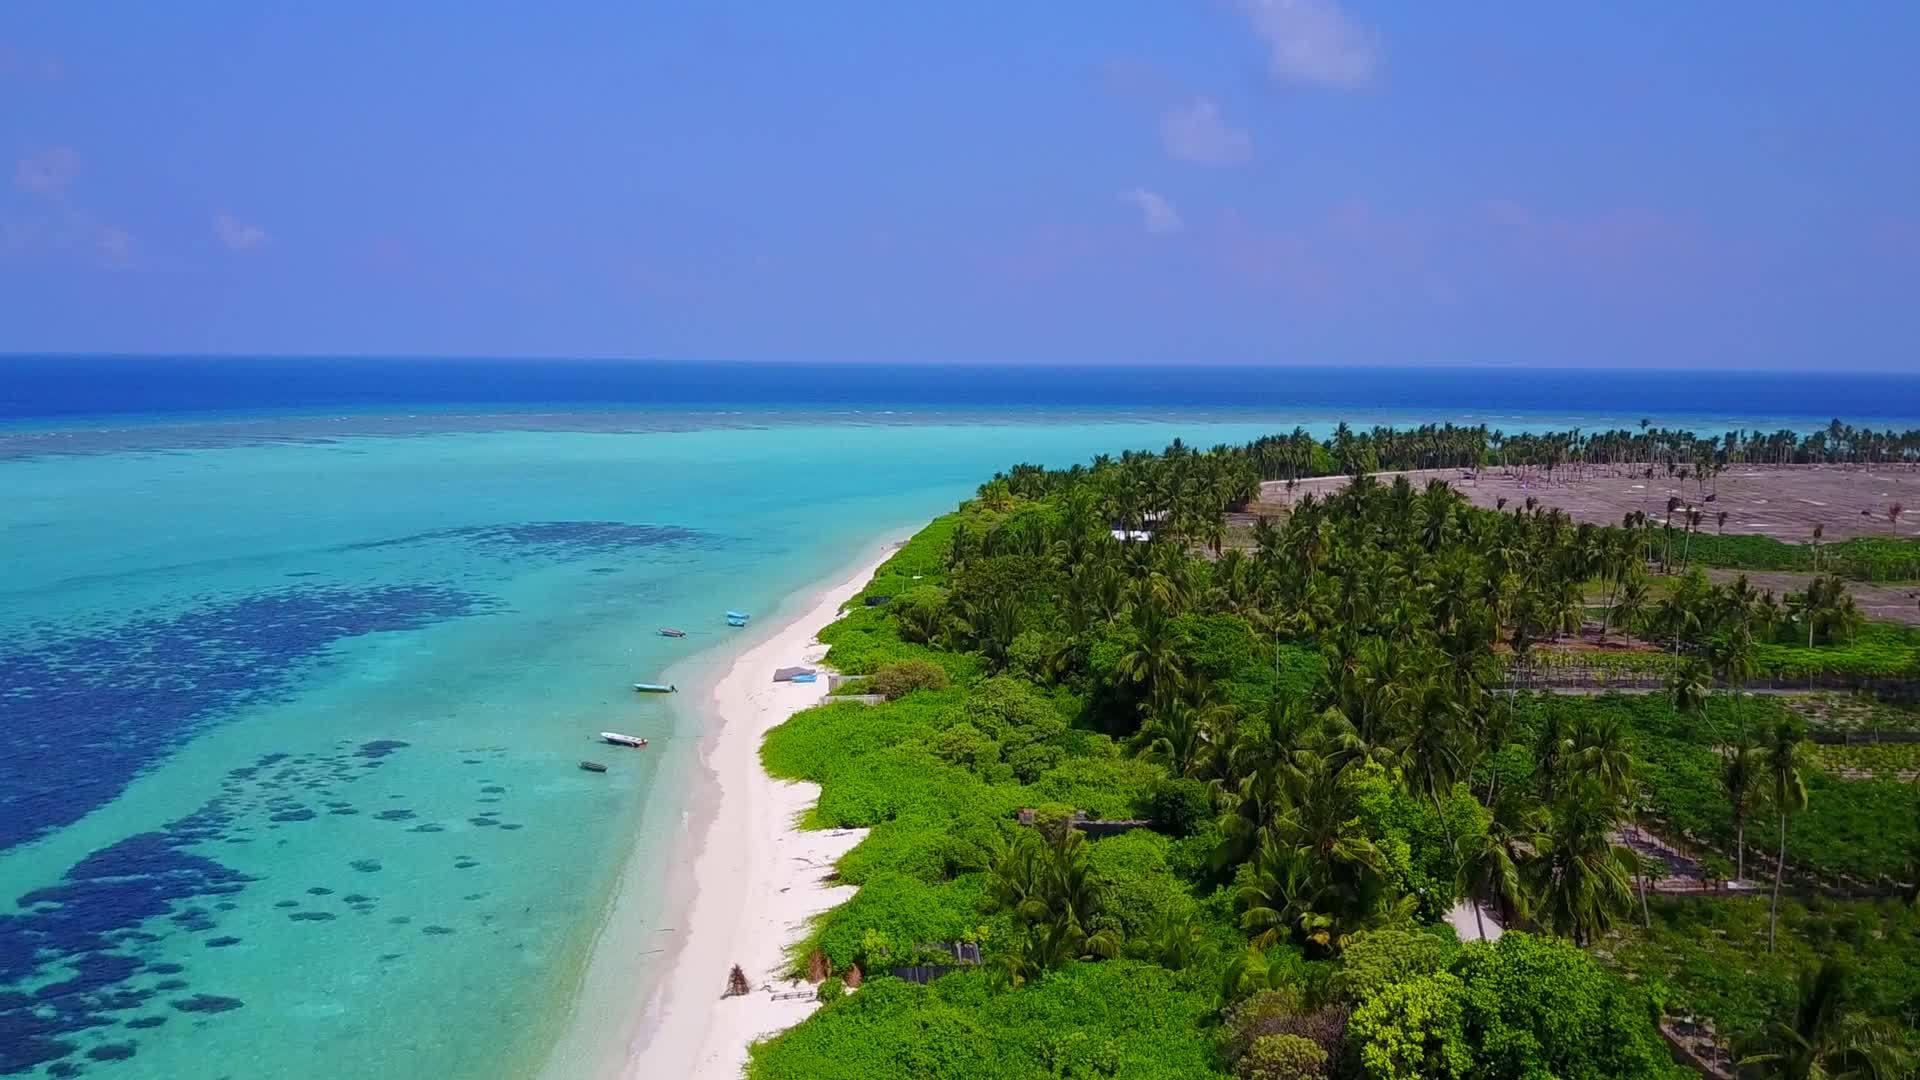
[1768,813,1787,953]
[1734,818,1745,882]
[1634,819,1651,929]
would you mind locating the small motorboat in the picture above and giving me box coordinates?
[600,732,648,748]
[658,628,687,638]
[633,682,677,694]
[725,610,751,627]
[579,760,608,773]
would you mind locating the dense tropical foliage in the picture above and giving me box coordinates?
[748,427,1919,1079]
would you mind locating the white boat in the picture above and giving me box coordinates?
[600,731,648,748]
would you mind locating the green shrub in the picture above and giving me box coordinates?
[763,692,964,785]
[1147,777,1213,837]
[1222,988,1304,1056]
[749,962,1225,1079]
[1083,829,1192,941]
[890,585,949,644]
[1347,971,1470,1080]
[1450,933,1676,1080]
[1331,928,1453,1003]
[1028,754,1165,821]
[1342,934,1684,1080]
[801,872,990,971]
[816,975,845,1003]
[930,722,998,770]
[870,658,952,699]
[1238,1034,1327,1080]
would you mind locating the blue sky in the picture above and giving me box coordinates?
[3,3,1916,368]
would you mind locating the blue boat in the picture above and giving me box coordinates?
[725,610,750,627]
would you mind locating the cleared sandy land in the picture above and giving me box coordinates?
[1266,464,1918,543]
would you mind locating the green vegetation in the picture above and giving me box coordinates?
[1600,897,1920,1063]
[1551,692,1920,885]
[751,962,1226,1080]
[1685,533,1920,582]
[1237,419,1920,479]
[1808,741,1920,781]
[1752,623,1920,681]
[868,658,952,699]
[1786,692,1920,734]
[745,430,1920,1079]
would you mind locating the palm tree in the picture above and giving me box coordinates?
[988,827,1121,985]
[1613,574,1650,639]
[1236,838,1331,950]
[1890,502,1905,537]
[1764,721,1809,953]
[1668,660,1711,732]
[1529,794,1637,946]
[1736,959,1914,1079]
[1139,686,1226,779]
[1571,713,1651,927]
[1114,599,1188,719]
[1721,735,1767,884]
[1790,575,1863,649]
[1457,801,1535,940]
[1534,708,1574,805]
[1143,907,1207,971]
[1394,676,1468,847]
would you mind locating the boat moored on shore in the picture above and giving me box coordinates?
[633,682,677,693]
[600,731,648,748]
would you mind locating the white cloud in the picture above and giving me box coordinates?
[1480,199,1532,227]
[1120,188,1184,236]
[95,226,134,266]
[214,211,268,252]
[1241,0,1379,89]
[1160,98,1254,166]
[14,147,80,195]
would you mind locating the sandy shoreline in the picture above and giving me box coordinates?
[606,540,897,1080]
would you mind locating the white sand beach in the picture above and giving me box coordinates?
[615,544,895,1080]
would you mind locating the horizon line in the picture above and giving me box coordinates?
[4,352,1918,377]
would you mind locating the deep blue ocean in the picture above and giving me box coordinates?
[5,355,1919,425]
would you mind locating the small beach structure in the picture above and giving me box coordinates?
[1015,807,1151,839]
[657,627,686,638]
[889,942,983,986]
[725,610,751,627]
[579,760,608,773]
[632,682,677,694]
[600,732,648,748]
[772,666,817,683]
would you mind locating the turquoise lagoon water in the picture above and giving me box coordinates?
[1,417,1351,1080]
[5,396,1917,1079]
